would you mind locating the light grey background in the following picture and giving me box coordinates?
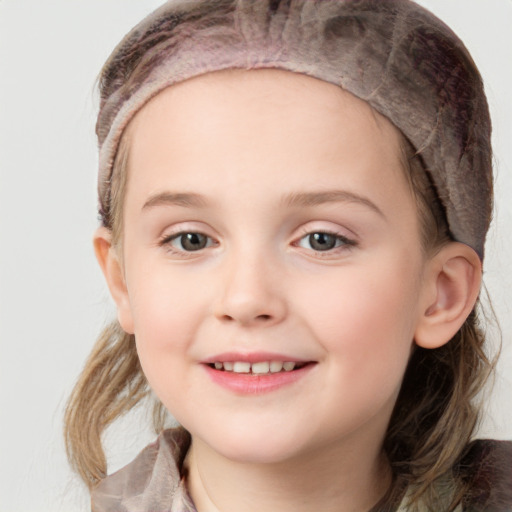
[0,1,510,511]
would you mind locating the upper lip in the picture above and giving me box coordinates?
[201,352,313,364]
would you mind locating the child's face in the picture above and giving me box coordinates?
[113,69,431,464]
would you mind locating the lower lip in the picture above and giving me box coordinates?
[203,364,315,394]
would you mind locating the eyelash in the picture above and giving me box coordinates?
[159,231,217,255]
[294,229,357,255]
[159,228,357,257]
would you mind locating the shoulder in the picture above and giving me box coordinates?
[91,428,195,512]
[458,439,512,511]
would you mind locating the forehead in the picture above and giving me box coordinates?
[123,69,411,215]
[128,68,401,140]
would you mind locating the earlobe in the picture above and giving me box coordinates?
[415,243,482,349]
[93,227,135,334]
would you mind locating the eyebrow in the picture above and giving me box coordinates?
[141,189,385,218]
[282,190,386,218]
[142,192,209,211]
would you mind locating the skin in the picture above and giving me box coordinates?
[95,69,482,512]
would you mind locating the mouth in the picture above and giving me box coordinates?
[206,360,311,375]
[202,353,317,393]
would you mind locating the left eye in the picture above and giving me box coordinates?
[165,232,214,252]
[297,232,353,252]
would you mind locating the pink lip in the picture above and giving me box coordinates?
[202,362,316,394]
[202,351,310,364]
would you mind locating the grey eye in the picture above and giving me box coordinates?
[172,232,210,251]
[308,233,337,251]
[297,232,352,252]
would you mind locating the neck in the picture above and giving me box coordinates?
[184,433,392,512]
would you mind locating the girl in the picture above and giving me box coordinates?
[64,1,511,510]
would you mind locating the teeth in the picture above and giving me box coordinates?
[212,361,300,374]
[252,362,270,374]
[233,362,251,373]
[270,361,283,373]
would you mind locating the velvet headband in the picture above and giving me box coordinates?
[97,0,493,259]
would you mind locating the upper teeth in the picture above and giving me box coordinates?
[213,361,297,374]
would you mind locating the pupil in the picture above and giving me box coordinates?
[182,233,207,251]
[310,233,335,251]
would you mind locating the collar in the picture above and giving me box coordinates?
[91,427,196,512]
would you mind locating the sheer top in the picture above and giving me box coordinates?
[91,428,511,512]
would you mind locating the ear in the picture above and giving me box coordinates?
[414,243,482,349]
[93,227,135,334]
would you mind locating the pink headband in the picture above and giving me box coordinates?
[97,0,493,259]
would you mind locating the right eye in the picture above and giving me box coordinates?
[161,232,215,252]
[295,230,356,253]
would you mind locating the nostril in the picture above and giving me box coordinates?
[257,314,272,321]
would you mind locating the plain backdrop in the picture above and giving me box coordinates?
[0,1,511,511]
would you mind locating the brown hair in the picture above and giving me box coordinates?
[379,141,495,511]
[65,1,495,509]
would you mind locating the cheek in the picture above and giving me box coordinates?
[298,256,421,375]
[125,264,209,371]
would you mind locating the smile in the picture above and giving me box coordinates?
[203,357,316,394]
[208,361,305,374]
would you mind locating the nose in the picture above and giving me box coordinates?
[214,253,287,327]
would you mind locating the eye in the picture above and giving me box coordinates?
[296,232,354,252]
[162,232,215,252]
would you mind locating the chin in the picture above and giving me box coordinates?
[196,421,312,465]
